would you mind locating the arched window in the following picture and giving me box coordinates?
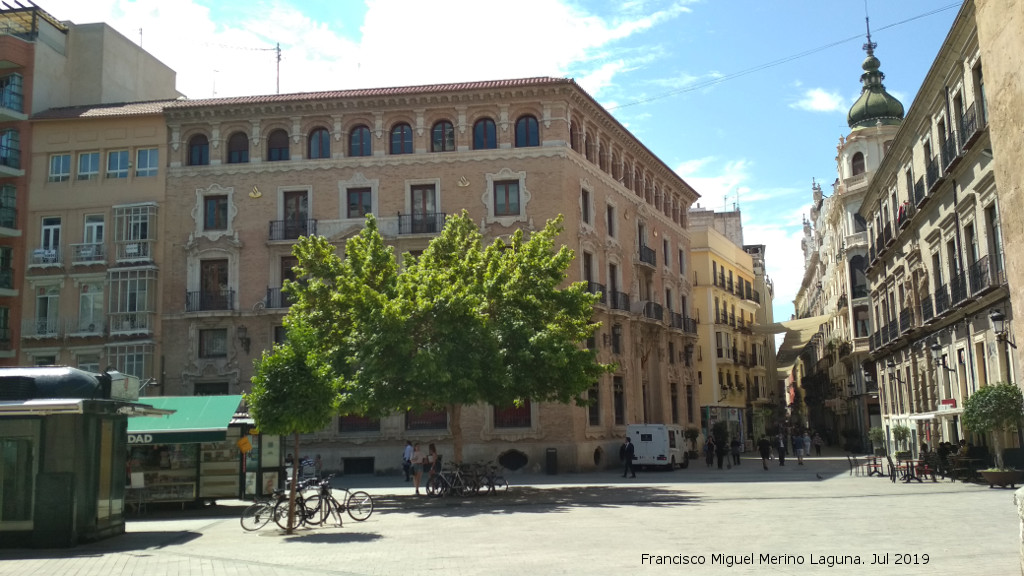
[349,125,371,157]
[431,120,455,152]
[514,115,539,147]
[226,132,249,164]
[188,134,209,166]
[390,123,413,155]
[308,127,330,159]
[851,151,865,176]
[473,118,497,150]
[569,121,579,152]
[267,129,290,161]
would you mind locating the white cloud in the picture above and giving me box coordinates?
[677,158,750,212]
[791,88,847,113]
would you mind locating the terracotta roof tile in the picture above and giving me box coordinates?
[33,100,179,120]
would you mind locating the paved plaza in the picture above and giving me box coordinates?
[0,452,1019,576]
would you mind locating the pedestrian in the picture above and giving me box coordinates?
[803,431,812,458]
[813,433,823,457]
[775,432,787,466]
[793,433,805,465]
[730,437,742,466]
[411,443,425,495]
[757,435,772,470]
[314,454,323,479]
[703,437,716,468]
[621,436,637,478]
[426,443,440,485]
[402,440,413,481]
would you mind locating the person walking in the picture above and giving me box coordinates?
[411,443,425,495]
[426,443,440,485]
[813,433,823,457]
[775,432,787,466]
[803,431,812,458]
[757,435,772,470]
[716,439,727,469]
[793,433,805,465]
[621,436,637,478]
[402,440,413,481]
[730,438,742,466]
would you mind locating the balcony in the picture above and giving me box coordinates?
[0,204,15,231]
[959,103,984,150]
[934,284,950,315]
[23,318,61,338]
[108,312,151,334]
[186,289,236,312]
[925,157,943,193]
[116,240,153,262]
[585,281,606,305]
[969,256,994,295]
[941,134,962,172]
[609,291,630,312]
[269,219,317,240]
[0,133,22,177]
[0,266,12,290]
[30,247,61,266]
[71,243,106,264]
[669,311,684,330]
[683,317,698,334]
[882,223,893,246]
[846,231,868,250]
[0,73,25,122]
[398,213,446,235]
[265,287,292,309]
[913,177,927,208]
[641,301,663,322]
[950,273,968,305]
[899,308,912,334]
[921,295,934,322]
[896,200,915,229]
[638,244,656,266]
[67,319,106,336]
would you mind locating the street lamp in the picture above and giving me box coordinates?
[929,343,955,373]
[990,309,1017,349]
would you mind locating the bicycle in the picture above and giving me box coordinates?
[303,474,374,525]
[426,462,471,497]
[478,461,509,495]
[240,488,287,531]
[272,477,321,530]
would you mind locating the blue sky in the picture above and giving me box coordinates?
[43,0,962,324]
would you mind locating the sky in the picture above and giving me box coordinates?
[38,0,962,326]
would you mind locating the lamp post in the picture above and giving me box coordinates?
[989,309,1016,383]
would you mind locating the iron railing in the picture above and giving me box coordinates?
[586,281,607,305]
[186,289,235,312]
[922,295,934,322]
[398,213,446,235]
[934,284,950,315]
[610,291,630,311]
[639,244,656,266]
[265,287,292,309]
[269,219,317,240]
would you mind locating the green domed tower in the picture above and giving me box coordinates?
[847,22,904,130]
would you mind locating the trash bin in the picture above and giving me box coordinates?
[546,448,557,475]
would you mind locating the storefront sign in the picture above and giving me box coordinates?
[237,436,252,453]
[128,434,154,444]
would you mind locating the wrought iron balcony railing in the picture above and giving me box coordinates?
[586,281,607,305]
[186,289,236,312]
[269,219,317,240]
[398,213,446,235]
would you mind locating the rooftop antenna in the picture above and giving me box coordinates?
[863,1,876,57]
[275,42,281,94]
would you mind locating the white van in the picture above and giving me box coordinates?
[627,424,688,470]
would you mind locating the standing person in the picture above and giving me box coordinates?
[704,437,716,468]
[314,454,323,479]
[813,433,823,457]
[411,443,425,496]
[793,433,805,465]
[402,441,413,481]
[621,436,637,478]
[730,438,742,466]
[715,439,727,470]
[775,432,787,466]
[803,431,812,458]
[757,435,772,470]
[426,443,440,485]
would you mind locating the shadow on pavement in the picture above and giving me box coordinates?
[372,485,703,517]
[0,531,202,560]
[282,532,383,544]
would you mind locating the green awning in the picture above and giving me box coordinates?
[127,395,243,444]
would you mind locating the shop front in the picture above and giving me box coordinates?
[126,395,283,505]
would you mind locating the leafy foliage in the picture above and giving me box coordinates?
[962,382,1024,470]
[868,426,885,446]
[891,424,911,450]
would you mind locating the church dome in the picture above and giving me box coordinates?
[847,39,904,129]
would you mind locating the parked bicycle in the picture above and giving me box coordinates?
[240,488,287,531]
[303,474,375,526]
[271,477,321,530]
[427,461,508,497]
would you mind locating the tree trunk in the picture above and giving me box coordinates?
[993,431,1003,469]
[286,431,299,533]
[450,403,463,463]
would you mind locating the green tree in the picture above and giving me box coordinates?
[891,424,912,451]
[961,382,1024,469]
[285,212,612,461]
[246,322,336,533]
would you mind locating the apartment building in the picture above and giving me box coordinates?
[0,3,178,368]
[862,0,1016,456]
[150,77,700,472]
[688,208,770,446]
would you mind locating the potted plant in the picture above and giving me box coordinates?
[868,426,886,456]
[892,424,912,459]
[961,382,1024,488]
[683,426,700,460]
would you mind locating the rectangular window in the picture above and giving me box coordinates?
[199,329,228,358]
[405,409,447,430]
[606,205,616,237]
[669,341,675,364]
[136,148,158,177]
[494,401,531,428]
[581,189,591,224]
[204,195,228,230]
[686,384,695,423]
[106,150,129,179]
[493,180,520,216]
[613,376,625,425]
[49,154,70,182]
[77,152,100,180]
[106,342,153,380]
[588,384,600,426]
[671,383,679,424]
[338,415,381,433]
[678,249,685,274]
[347,187,372,219]
[194,382,229,396]
[663,239,670,267]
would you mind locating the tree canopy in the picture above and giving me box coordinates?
[279,212,613,459]
[961,382,1024,469]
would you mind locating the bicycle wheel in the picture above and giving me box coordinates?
[273,498,307,530]
[426,475,446,498]
[241,501,272,531]
[302,495,327,526]
[491,476,508,492]
[346,491,374,521]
